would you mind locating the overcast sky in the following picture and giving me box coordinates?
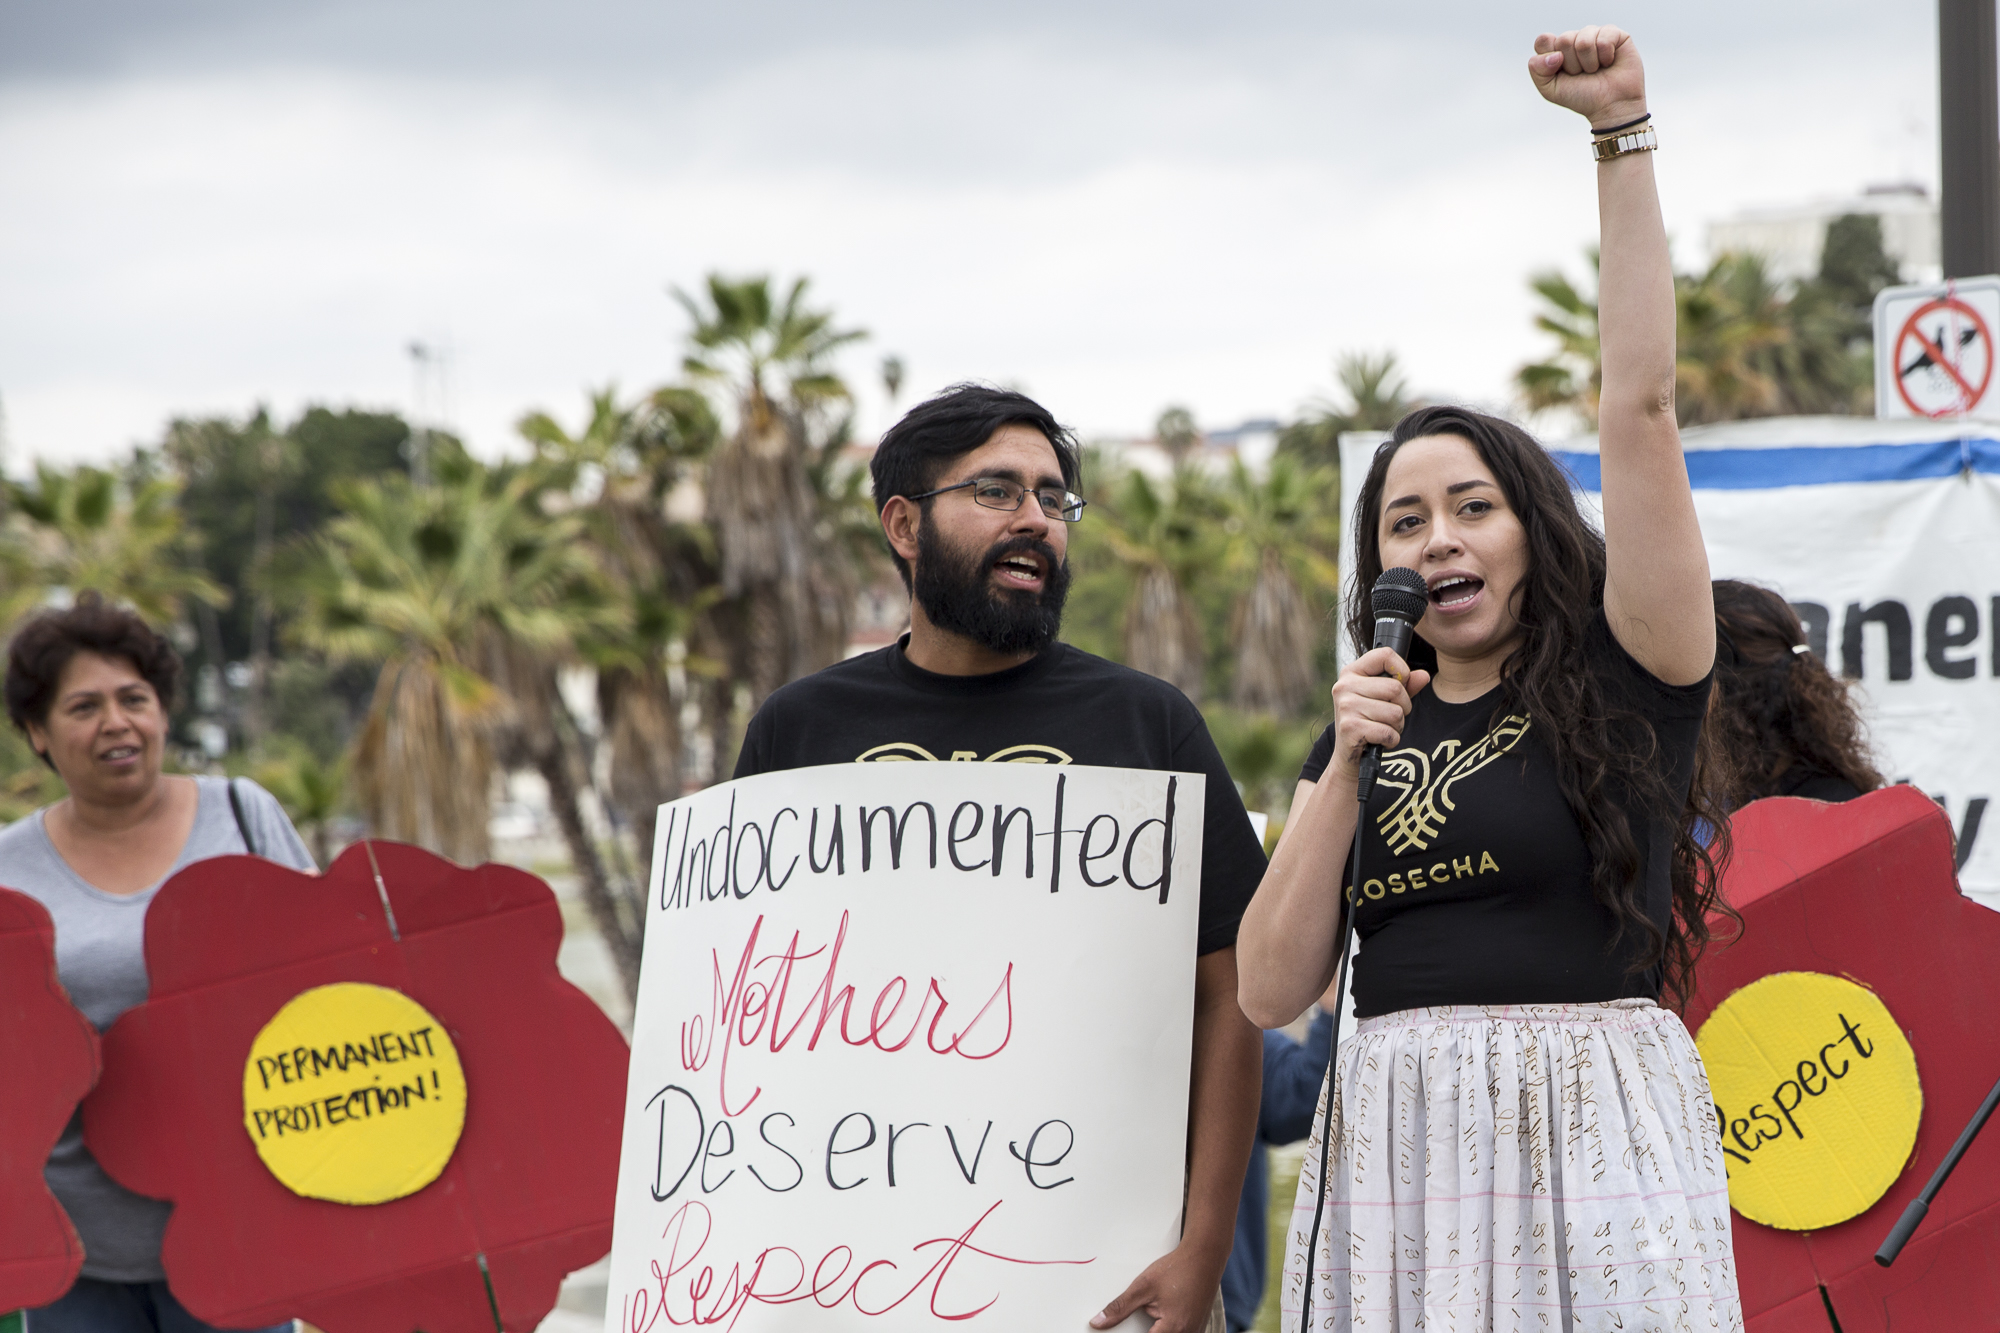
[0,1,1941,464]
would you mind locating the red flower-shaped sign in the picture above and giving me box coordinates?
[1689,786,2000,1333]
[0,887,99,1311]
[81,843,629,1333]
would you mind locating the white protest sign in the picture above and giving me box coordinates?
[605,762,1204,1332]
[1874,277,2000,419]
[1341,418,2000,907]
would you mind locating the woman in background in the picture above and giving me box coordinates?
[1710,578,1883,808]
[4,593,313,1333]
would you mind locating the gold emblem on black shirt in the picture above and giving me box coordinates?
[1374,715,1532,854]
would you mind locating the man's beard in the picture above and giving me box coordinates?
[913,524,1072,657]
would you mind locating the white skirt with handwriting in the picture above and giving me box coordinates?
[1282,999,1743,1332]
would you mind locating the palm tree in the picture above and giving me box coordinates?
[1219,456,1340,715]
[519,384,721,885]
[1674,253,1792,425]
[1281,352,1417,468]
[674,274,867,707]
[1519,247,1864,427]
[1089,465,1219,701]
[285,453,612,869]
[1155,406,1201,466]
[0,462,226,629]
[1515,256,1604,426]
[254,749,346,867]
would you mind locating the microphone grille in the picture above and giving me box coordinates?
[1371,566,1430,623]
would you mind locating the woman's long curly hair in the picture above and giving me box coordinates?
[1709,579,1883,808]
[1346,406,1734,1008]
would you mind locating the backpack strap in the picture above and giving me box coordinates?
[227,778,261,857]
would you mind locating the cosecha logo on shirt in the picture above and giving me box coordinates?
[1374,715,1532,854]
[241,982,467,1205]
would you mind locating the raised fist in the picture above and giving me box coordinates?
[1529,25,1647,131]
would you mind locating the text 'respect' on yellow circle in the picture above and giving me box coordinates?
[241,982,467,1205]
[1696,971,1920,1231]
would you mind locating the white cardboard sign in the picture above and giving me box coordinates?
[605,763,1205,1332]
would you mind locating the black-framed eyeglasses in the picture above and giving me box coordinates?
[906,476,1088,522]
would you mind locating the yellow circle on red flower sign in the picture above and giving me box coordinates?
[1696,971,1921,1231]
[241,982,467,1205]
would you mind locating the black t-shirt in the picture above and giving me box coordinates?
[1301,608,1711,1017]
[1772,766,1864,804]
[734,639,1265,955]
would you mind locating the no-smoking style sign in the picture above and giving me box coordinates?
[1875,276,2000,419]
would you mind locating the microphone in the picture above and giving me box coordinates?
[1356,566,1429,800]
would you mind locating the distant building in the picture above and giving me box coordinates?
[1706,183,1940,284]
[1092,417,1283,480]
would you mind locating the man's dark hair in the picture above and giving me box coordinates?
[5,592,182,750]
[870,383,1082,587]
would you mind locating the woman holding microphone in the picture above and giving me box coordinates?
[1239,26,1741,1331]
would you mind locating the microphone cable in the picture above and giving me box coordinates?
[1298,566,1427,1333]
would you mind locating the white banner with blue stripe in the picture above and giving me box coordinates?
[1342,417,1999,907]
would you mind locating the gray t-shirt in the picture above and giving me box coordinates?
[0,775,315,1283]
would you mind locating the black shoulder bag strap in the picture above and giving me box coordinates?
[227,778,261,857]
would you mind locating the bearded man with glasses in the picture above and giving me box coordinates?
[732,382,1263,1333]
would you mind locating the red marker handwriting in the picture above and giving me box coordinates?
[620,1199,1091,1331]
[679,912,1015,1117]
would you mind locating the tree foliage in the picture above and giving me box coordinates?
[0,462,226,627]
[1518,215,1899,427]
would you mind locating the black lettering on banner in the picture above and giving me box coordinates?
[645,1085,703,1202]
[701,1119,736,1193]
[1791,602,1830,663]
[749,1113,804,1193]
[826,1112,877,1190]
[947,1121,994,1184]
[992,804,1034,879]
[887,1122,930,1186]
[1842,600,1913,681]
[766,807,801,891]
[861,803,938,872]
[948,802,987,872]
[1123,776,1178,904]
[809,806,846,876]
[1925,595,1979,679]
[1078,815,1120,888]
[1008,1119,1077,1189]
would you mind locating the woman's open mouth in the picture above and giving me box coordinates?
[1428,575,1485,612]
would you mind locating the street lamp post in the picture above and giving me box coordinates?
[1940,0,2000,277]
